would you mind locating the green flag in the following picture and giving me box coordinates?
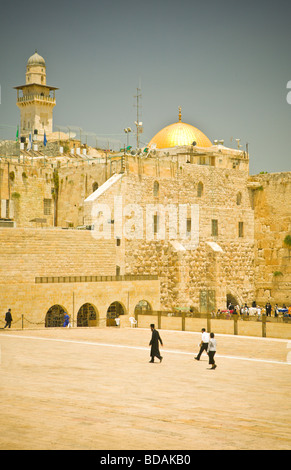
[16,126,19,142]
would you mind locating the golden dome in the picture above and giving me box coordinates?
[148,108,212,149]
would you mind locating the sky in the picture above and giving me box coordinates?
[0,0,291,174]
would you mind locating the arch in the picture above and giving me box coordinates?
[197,181,204,197]
[77,303,99,327]
[134,300,153,315]
[106,301,126,327]
[226,293,241,309]
[153,181,159,197]
[45,304,67,328]
[236,192,242,205]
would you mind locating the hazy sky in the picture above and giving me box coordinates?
[0,0,291,174]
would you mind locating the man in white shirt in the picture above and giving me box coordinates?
[194,328,210,361]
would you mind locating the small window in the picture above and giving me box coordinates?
[211,219,218,237]
[44,198,52,215]
[116,238,121,247]
[197,182,204,197]
[116,266,121,276]
[153,181,159,197]
[236,192,242,205]
[186,218,191,237]
[238,221,244,238]
[153,214,159,234]
[92,182,98,192]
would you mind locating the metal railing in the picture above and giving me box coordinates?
[35,274,159,284]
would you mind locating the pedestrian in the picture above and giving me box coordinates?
[207,332,217,370]
[274,304,279,317]
[63,312,71,328]
[195,328,210,361]
[149,324,163,363]
[265,302,272,317]
[4,309,13,329]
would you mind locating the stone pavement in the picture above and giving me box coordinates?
[0,327,290,450]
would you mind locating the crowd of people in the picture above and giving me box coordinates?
[214,301,291,318]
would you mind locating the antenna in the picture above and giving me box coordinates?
[134,86,142,149]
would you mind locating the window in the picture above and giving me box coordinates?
[92,182,98,192]
[116,238,121,247]
[153,181,159,197]
[44,198,52,215]
[236,192,242,205]
[116,266,121,276]
[197,182,204,197]
[153,214,159,234]
[238,221,244,238]
[186,218,191,237]
[211,219,218,237]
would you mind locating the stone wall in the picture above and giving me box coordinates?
[251,172,291,306]
[84,155,255,311]
[0,227,160,327]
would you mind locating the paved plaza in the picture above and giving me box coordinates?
[0,327,290,450]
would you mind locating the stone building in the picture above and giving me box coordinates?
[84,117,255,312]
[0,52,290,328]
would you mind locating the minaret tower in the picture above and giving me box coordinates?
[14,51,58,140]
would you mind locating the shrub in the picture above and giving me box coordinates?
[284,235,291,247]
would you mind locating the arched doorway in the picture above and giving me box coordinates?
[45,305,67,328]
[226,293,240,309]
[106,301,125,327]
[134,300,152,315]
[77,303,99,327]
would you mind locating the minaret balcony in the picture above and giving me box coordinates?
[17,94,56,104]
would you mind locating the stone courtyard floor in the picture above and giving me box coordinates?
[0,327,290,450]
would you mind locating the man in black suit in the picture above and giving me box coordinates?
[4,309,13,329]
[149,324,163,363]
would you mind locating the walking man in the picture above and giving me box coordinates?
[4,309,13,329]
[194,328,210,360]
[207,332,217,370]
[149,324,163,363]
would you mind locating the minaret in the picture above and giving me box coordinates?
[14,51,58,141]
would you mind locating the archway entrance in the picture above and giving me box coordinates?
[45,305,66,328]
[134,300,152,315]
[226,294,240,309]
[107,301,125,327]
[77,303,99,327]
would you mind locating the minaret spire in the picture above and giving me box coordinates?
[178,106,182,122]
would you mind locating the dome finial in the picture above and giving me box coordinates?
[178,106,182,122]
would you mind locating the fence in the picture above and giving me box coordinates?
[135,311,291,340]
[1,310,291,340]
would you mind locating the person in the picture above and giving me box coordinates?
[265,302,272,317]
[149,324,163,363]
[194,328,210,361]
[4,309,13,329]
[115,315,120,327]
[63,312,71,328]
[274,304,279,317]
[207,332,217,370]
